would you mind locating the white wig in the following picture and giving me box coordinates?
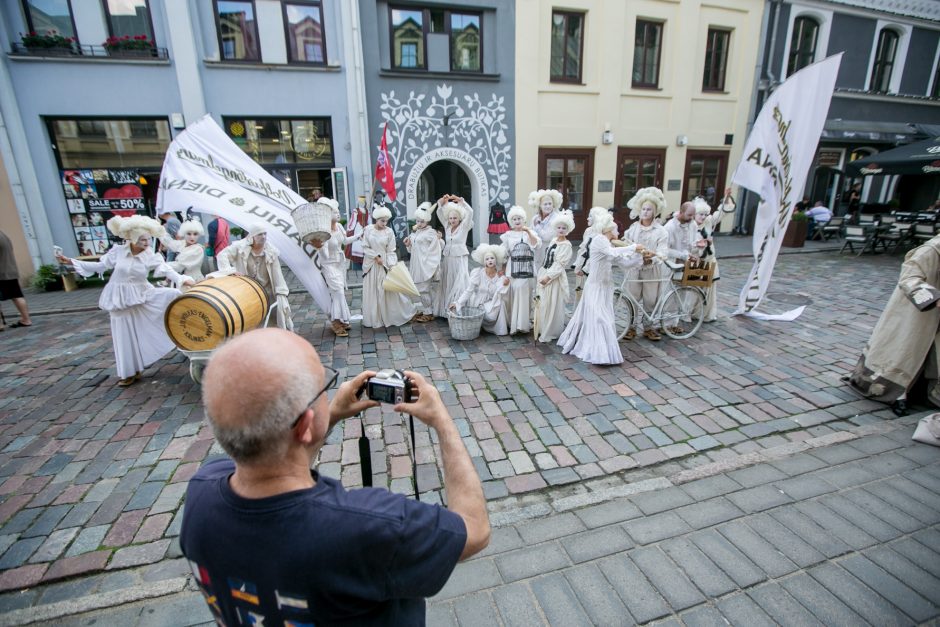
[471,243,506,266]
[528,189,563,212]
[107,215,165,242]
[247,222,268,238]
[414,208,431,223]
[555,209,575,233]
[594,213,616,235]
[372,206,392,221]
[627,187,667,220]
[178,220,204,237]
[692,197,712,215]
[507,205,528,223]
[442,202,464,221]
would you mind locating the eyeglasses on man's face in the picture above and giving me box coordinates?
[291,366,339,428]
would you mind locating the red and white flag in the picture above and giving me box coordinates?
[374,123,397,201]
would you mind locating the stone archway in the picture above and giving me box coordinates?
[405,147,489,247]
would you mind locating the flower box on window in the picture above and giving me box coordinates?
[103,35,156,57]
[21,30,76,55]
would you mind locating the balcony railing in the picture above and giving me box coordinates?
[10,42,169,60]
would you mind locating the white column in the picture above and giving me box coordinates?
[164,0,208,129]
[340,0,373,200]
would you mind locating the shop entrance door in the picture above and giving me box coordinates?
[538,148,594,239]
[614,147,665,228]
[682,151,728,227]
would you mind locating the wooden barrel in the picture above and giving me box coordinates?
[164,276,269,350]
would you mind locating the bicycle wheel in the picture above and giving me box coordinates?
[660,287,704,339]
[614,293,635,340]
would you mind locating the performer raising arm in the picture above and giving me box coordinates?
[436,196,474,317]
[406,202,444,322]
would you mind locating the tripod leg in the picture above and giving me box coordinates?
[409,414,418,499]
[358,435,372,487]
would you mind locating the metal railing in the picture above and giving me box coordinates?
[10,42,169,60]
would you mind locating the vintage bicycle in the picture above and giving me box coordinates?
[613,258,712,340]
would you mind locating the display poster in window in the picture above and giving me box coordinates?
[60,168,149,256]
[331,167,349,224]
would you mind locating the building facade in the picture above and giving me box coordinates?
[751,0,940,221]
[0,0,371,269]
[357,0,516,247]
[515,0,764,238]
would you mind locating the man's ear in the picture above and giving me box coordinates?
[292,409,317,445]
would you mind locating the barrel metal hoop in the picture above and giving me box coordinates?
[198,284,244,334]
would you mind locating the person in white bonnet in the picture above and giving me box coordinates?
[361,205,417,328]
[309,198,351,337]
[435,195,474,317]
[56,215,195,386]
[450,244,510,335]
[529,189,563,269]
[621,187,670,341]
[405,202,443,322]
[213,222,294,331]
[160,219,207,287]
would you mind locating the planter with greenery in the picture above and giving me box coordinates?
[20,30,75,54]
[31,264,64,291]
[783,211,808,248]
[103,35,156,56]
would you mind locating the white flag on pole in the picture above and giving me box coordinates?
[155,115,331,314]
[732,53,842,319]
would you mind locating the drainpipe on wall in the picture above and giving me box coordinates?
[735,0,781,235]
[0,59,51,271]
[341,0,373,200]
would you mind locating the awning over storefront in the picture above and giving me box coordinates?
[821,120,924,143]
[845,136,940,176]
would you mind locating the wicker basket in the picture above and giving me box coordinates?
[291,201,332,244]
[447,306,485,341]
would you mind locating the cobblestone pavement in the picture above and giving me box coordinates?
[0,247,933,622]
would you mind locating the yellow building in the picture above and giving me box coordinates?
[515,0,764,237]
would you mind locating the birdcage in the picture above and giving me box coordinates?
[509,241,534,278]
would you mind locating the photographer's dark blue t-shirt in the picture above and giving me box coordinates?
[180,458,467,626]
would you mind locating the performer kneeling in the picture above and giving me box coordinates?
[214,223,294,331]
[535,210,574,343]
[56,215,194,387]
[558,214,642,365]
[450,244,510,336]
[310,199,351,337]
[848,234,940,416]
[361,206,417,328]
[160,219,206,287]
[500,205,539,334]
[405,202,443,322]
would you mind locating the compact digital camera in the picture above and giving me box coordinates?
[366,369,413,405]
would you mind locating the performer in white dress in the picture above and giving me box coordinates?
[622,187,670,341]
[529,189,563,269]
[310,199,351,337]
[558,214,642,365]
[451,244,510,335]
[500,205,539,334]
[435,195,474,317]
[56,215,194,387]
[160,219,206,287]
[214,223,294,331]
[361,206,416,328]
[692,196,721,323]
[405,202,443,322]
[535,210,574,343]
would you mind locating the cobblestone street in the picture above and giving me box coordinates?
[0,247,937,624]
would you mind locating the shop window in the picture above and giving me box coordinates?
[550,10,584,83]
[869,28,899,93]
[284,1,326,64]
[702,28,730,92]
[223,117,334,168]
[21,0,78,42]
[633,20,663,88]
[932,59,940,98]
[215,0,260,61]
[391,7,425,69]
[49,118,171,169]
[786,16,818,76]
[104,0,155,42]
[450,12,481,72]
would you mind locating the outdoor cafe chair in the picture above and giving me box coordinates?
[839,225,874,256]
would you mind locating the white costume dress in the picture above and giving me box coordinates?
[436,202,474,317]
[71,245,185,379]
[159,237,205,286]
[361,225,416,328]
[536,238,572,343]
[408,226,443,317]
[455,268,510,335]
[531,210,558,269]
[622,222,669,325]
[558,237,642,365]
[318,223,351,324]
[214,239,293,331]
[500,228,539,334]
[696,216,721,322]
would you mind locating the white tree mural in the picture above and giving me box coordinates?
[379,83,512,204]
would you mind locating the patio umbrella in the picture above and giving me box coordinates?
[845,136,940,176]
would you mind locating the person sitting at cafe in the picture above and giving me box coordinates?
[805,201,832,239]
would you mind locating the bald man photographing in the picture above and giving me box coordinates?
[180,328,489,626]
